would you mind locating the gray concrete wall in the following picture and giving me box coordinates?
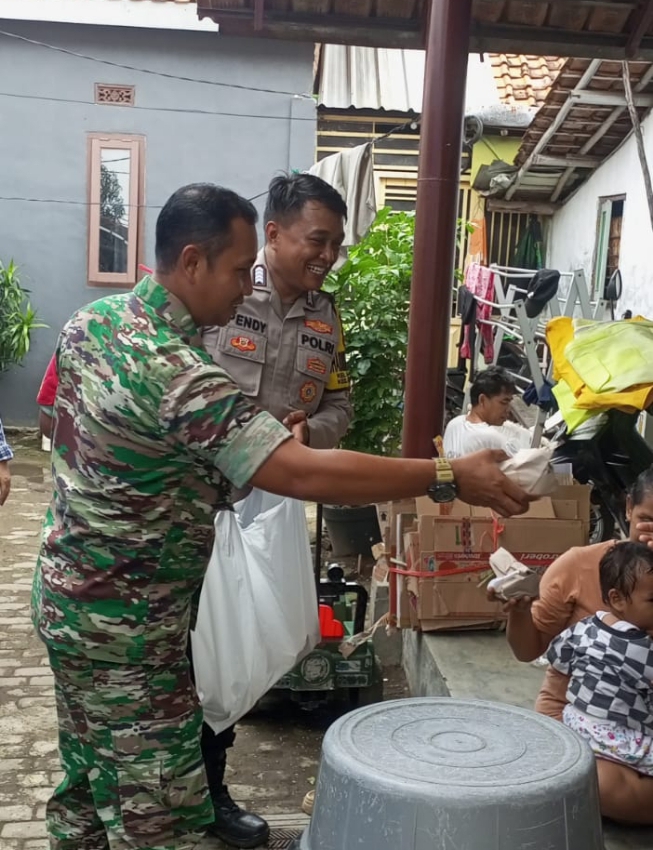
[0,20,316,424]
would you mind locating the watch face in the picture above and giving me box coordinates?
[427,482,457,503]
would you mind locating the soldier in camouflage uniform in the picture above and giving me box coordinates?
[31,186,290,850]
[32,183,533,850]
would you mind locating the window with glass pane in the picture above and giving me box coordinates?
[88,134,144,286]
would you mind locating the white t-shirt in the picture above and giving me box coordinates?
[443,415,532,458]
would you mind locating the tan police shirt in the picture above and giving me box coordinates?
[202,248,352,450]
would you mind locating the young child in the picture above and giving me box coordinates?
[547,541,653,775]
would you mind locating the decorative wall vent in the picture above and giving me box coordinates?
[95,84,135,106]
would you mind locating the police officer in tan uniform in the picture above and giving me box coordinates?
[203,173,351,449]
[199,174,352,848]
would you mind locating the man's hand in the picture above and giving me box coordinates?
[283,410,310,445]
[0,461,11,506]
[451,449,534,517]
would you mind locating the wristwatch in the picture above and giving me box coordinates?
[426,457,458,503]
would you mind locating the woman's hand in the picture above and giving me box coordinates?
[636,523,653,549]
[488,586,546,661]
[487,587,536,613]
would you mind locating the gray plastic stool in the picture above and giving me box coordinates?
[298,698,603,850]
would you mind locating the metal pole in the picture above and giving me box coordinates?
[314,502,323,588]
[402,0,473,458]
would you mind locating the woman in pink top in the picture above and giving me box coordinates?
[501,467,653,825]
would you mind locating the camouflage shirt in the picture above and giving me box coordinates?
[32,276,290,666]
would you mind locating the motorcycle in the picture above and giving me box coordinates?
[549,409,653,542]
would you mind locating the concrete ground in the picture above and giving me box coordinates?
[0,436,406,850]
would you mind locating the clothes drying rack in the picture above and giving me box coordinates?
[463,265,613,446]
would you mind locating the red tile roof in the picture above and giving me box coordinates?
[489,54,565,108]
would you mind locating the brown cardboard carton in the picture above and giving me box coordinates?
[396,573,413,628]
[410,498,587,632]
[371,549,389,584]
[382,486,590,631]
[376,499,416,556]
[404,530,422,629]
[419,618,501,632]
[416,483,590,526]
[416,570,503,623]
[417,513,586,573]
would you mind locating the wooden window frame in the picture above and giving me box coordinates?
[591,194,626,299]
[87,133,145,287]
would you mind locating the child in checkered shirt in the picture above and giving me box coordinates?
[547,541,653,776]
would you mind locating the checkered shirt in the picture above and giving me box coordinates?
[547,614,653,734]
[0,419,13,462]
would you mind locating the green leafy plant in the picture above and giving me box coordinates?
[325,208,473,456]
[0,260,47,373]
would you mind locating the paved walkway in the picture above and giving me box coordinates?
[0,451,58,850]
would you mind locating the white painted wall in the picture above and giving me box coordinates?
[547,110,653,319]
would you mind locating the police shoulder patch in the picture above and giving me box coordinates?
[300,380,318,404]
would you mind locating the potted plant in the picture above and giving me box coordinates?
[322,209,473,556]
[0,259,47,374]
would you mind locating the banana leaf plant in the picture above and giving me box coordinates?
[0,260,47,373]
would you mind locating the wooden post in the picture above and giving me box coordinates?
[622,60,653,233]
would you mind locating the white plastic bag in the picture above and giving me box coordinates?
[499,446,557,496]
[191,489,320,734]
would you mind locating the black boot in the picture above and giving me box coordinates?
[201,723,269,848]
[207,787,270,849]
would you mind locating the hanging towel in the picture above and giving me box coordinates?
[308,143,377,248]
[460,263,495,363]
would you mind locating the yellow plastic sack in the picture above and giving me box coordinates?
[565,320,653,394]
[551,379,598,432]
[546,317,653,430]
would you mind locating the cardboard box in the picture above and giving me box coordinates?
[374,501,415,626]
[415,483,590,524]
[416,568,503,623]
[382,485,590,632]
[401,484,590,632]
[376,499,416,556]
[417,514,586,572]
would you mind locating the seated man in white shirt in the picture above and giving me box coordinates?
[444,366,533,458]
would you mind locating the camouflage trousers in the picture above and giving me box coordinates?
[46,650,214,850]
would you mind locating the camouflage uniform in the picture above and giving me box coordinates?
[202,248,351,449]
[31,276,290,850]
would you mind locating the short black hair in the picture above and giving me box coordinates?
[599,541,653,603]
[155,183,257,272]
[629,466,653,509]
[470,366,517,406]
[263,173,348,226]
